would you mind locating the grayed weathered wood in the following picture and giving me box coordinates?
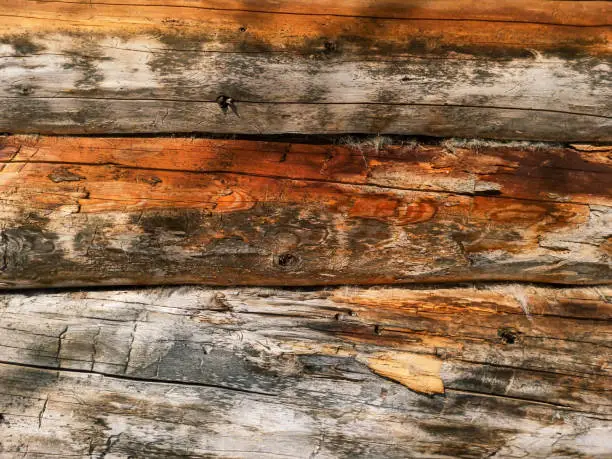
[3,98,611,141]
[0,285,610,458]
[1,136,610,288]
[0,0,610,139]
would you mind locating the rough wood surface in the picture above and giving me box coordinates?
[0,285,610,458]
[1,1,610,139]
[1,136,610,288]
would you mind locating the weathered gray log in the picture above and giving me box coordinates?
[0,285,611,457]
[0,0,610,140]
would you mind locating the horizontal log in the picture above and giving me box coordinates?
[0,136,610,288]
[1,1,610,139]
[1,285,610,457]
[5,0,611,26]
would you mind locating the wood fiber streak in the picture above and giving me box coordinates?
[0,285,610,458]
[0,0,610,139]
[0,136,610,288]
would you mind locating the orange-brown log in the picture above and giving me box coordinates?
[0,136,610,288]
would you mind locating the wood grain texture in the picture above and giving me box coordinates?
[1,285,610,458]
[0,136,610,288]
[1,1,610,139]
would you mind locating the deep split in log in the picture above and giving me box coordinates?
[1,0,610,139]
[0,136,610,288]
[1,285,610,457]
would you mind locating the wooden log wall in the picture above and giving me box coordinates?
[0,0,610,139]
[1,1,611,457]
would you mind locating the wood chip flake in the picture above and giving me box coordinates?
[364,352,444,395]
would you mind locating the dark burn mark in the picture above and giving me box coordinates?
[8,83,38,97]
[506,147,612,198]
[66,99,114,128]
[94,417,108,428]
[439,42,534,60]
[140,175,162,186]
[216,95,238,115]
[2,97,54,133]
[323,40,337,53]
[498,327,520,345]
[1,184,609,287]
[135,211,203,235]
[305,317,392,344]
[303,34,540,60]
[276,252,299,267]
[474,188,502,197]
[48,167,86,183]
[160,18,186,27]
[0,222,100,286]
[299,37,342,59]
[0,364,59,406]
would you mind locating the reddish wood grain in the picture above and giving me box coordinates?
[0,136,609,288]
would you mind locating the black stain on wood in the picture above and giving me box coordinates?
[8,83,39,97]
[276,253,299,267]
[498,327,520,345]
[0,34,46,55]
[136,211,204,235]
